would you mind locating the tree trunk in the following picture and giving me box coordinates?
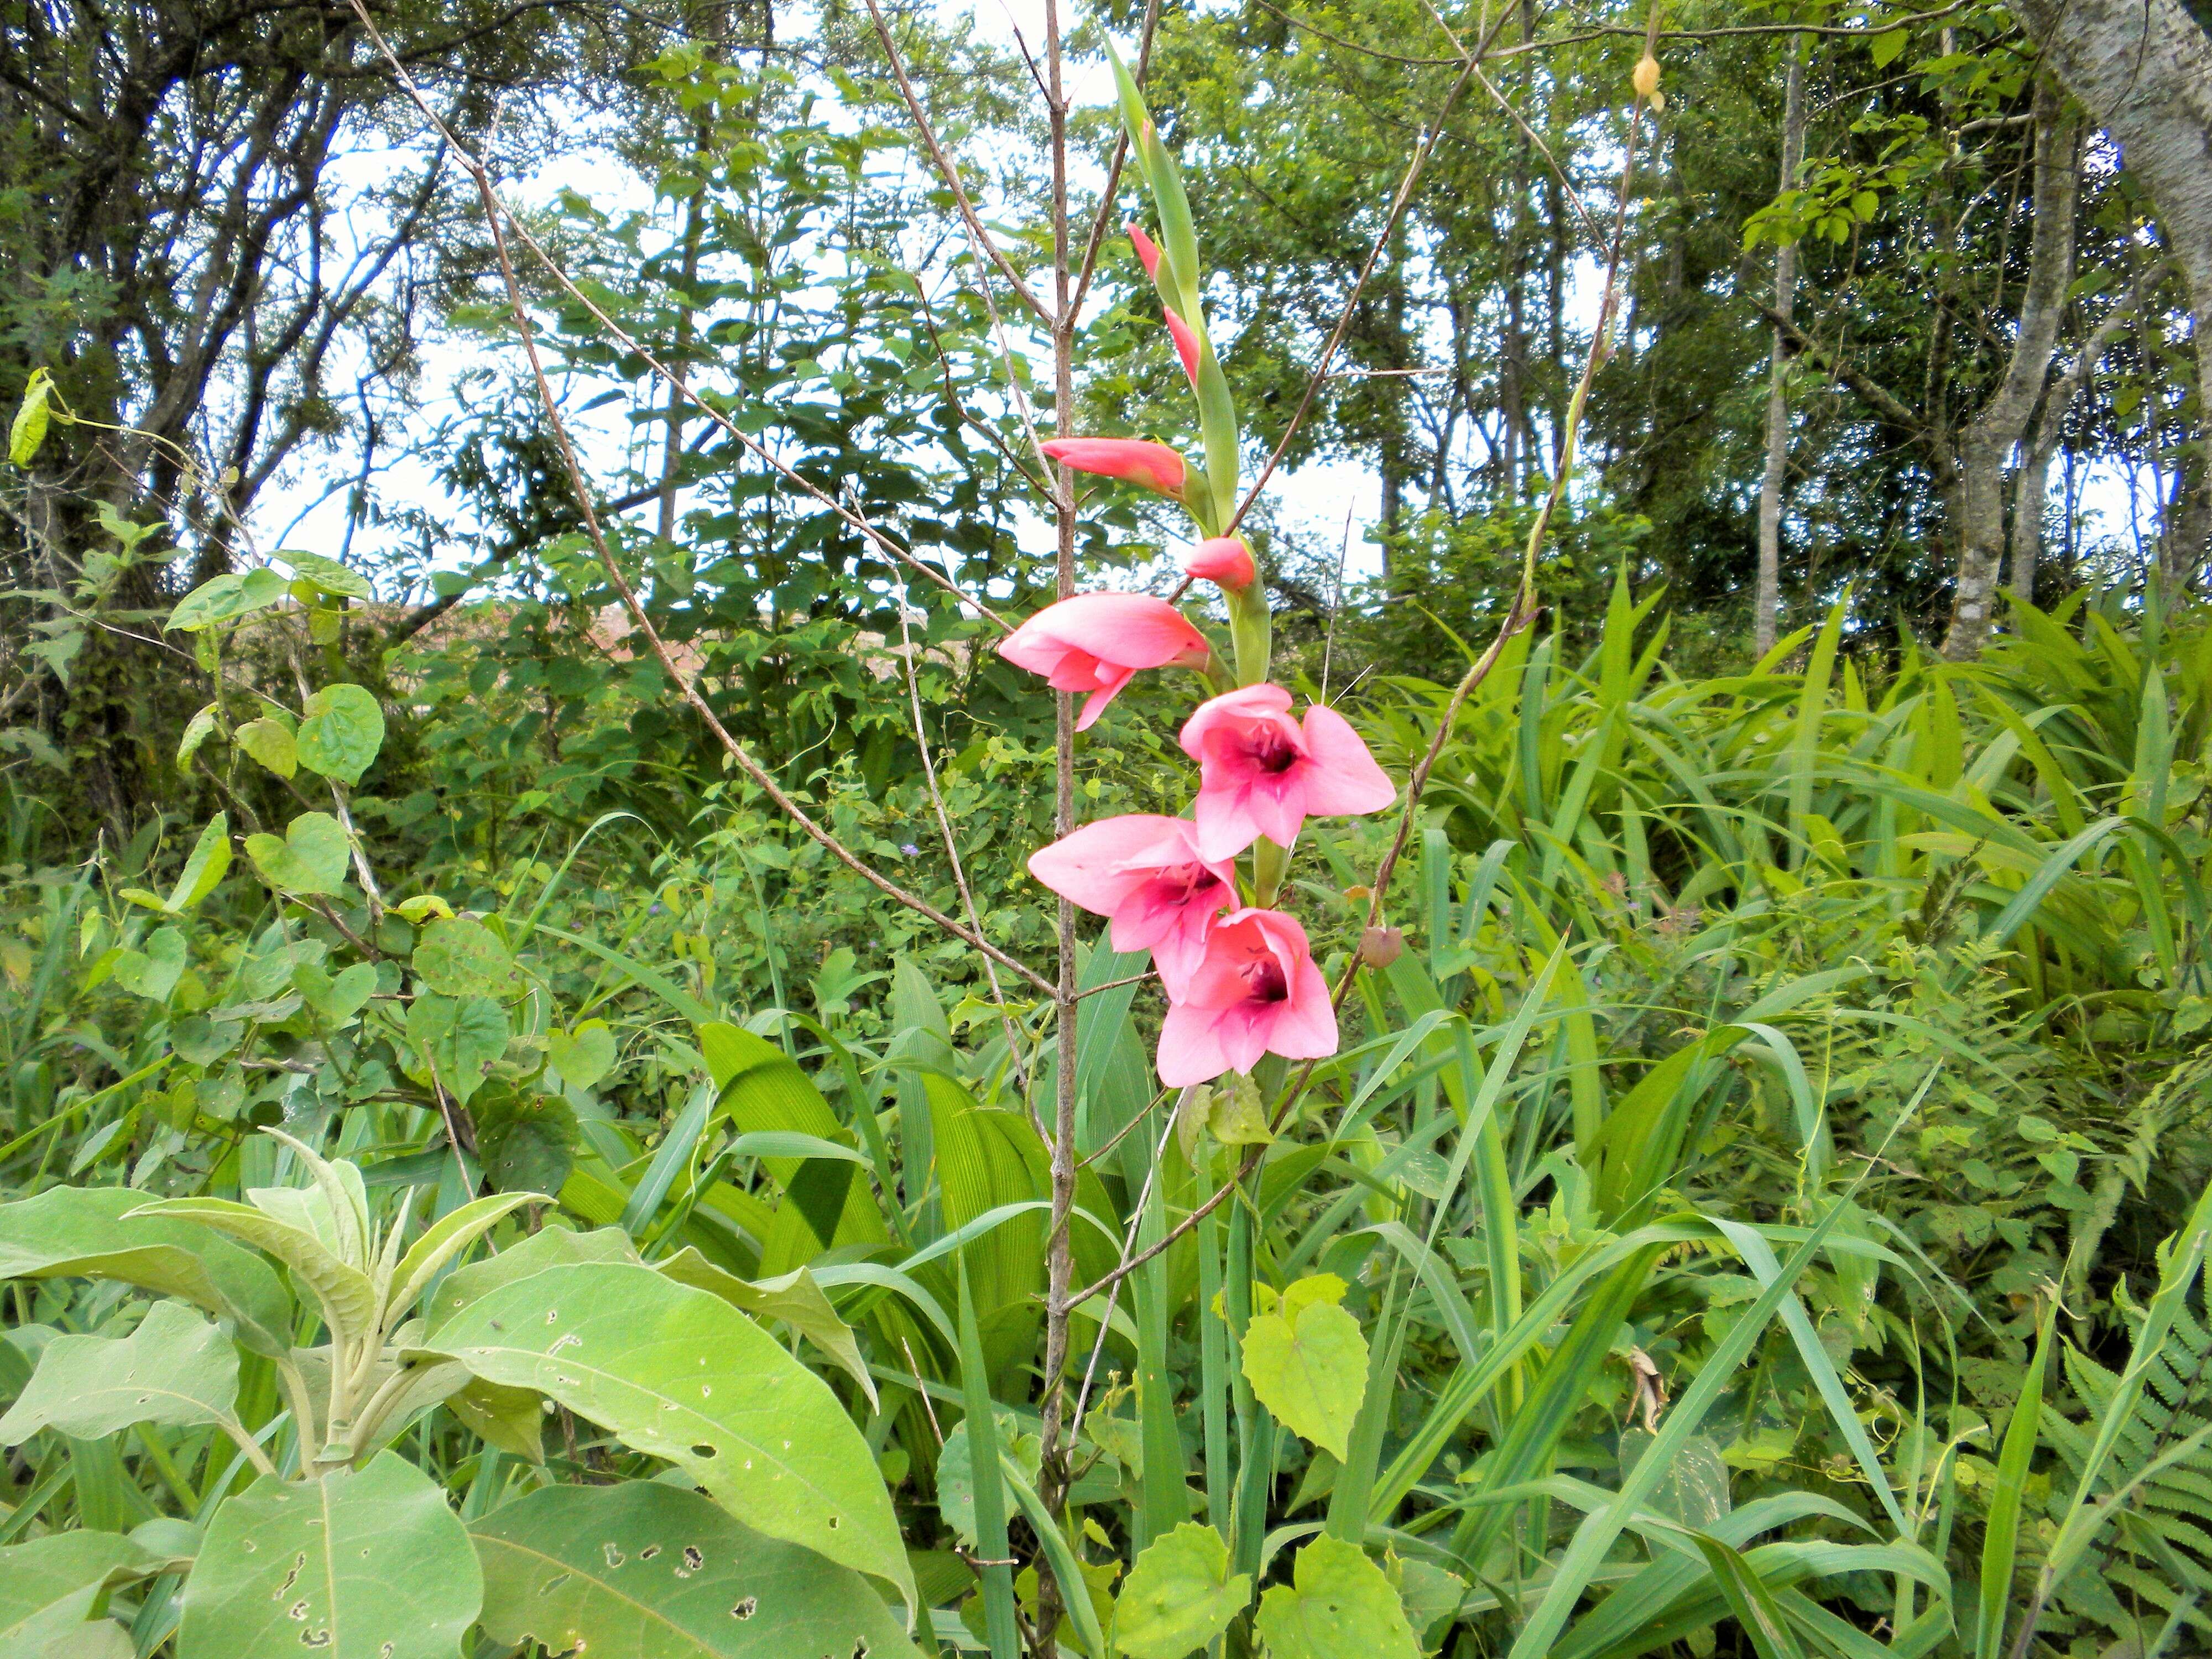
[1943,79,2080,660]
[2005,0,2212,589]
[1754,40,1806,657]
[2011,257,2165,601]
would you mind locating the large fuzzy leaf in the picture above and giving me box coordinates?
[0,1185,291,1355]
[426,1259,913,1607]
[472,1481,922,1659]
[128,1196,375,1342]
[176,1452,482,1659]
[0,1300,241,1444]
[0,1531,167,1658]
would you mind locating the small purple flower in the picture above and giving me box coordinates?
[900,843,922,858]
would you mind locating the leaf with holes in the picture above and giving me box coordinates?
[176,1451,482,1659]
[0,1300,241,1445]
[1113,1521,1253,1659]
[426,1260,912,1607]
[295,684,385,785]
[472,1481,922,1659]
[0,1185,291,1356]
[1240,1275,1369,1459]
[411,917,514,998]
[1253,1536,1417,1659]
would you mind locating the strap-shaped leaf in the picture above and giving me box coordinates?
[176,1452,482,1659]
[427,1260,913,1608]
[383,1191,544,1333]
[0,1186,290,1355]
[0,1300,241,1445]
[472,1482,922,1659]
[128,1197,375,1343]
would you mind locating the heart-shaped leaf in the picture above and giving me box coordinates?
[243,811,348,895]
[546,1020,616,1090]
[233,716,296,779]
[165,567,287,633]
[278,549,372,599]
[413,916,513,997]
[1114,1522,1253,1659]
[472,1482,922,1659]
[1253,1537,1417,1659]
[406,993,510,1104]
[429,1260,913,1606]
[295,683,384,785]
[1240,1274,1369,1460]
[474,1092,578,1194]
[110,925,186,1003]
[176,1452,482,1659]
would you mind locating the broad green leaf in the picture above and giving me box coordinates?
[10,366,52,467]
[234,716,296,779]
[472,1482,923,1659]
[175,702,218,766]
[413,916,513,997]
[657,1248,874,1404]
[427,1260,913,1606]
[127,1196,375,1342]
[109,924,186,1002]
[1253,1536,1417,1659]
[547,1019,617,1089]
[243,810,348,895]
[406,993,510,1104]
[424,1222,639,1336]
[176,1452,482,1659]
[0,1300,241,1444]
[474,1092,577,1194]
[1114,1521,1253,1659]
[0,1530,165,1657]
[0,1186,290,1355]
[385,1191,545,1329]
[448,1376,545,1462]
[164,813,232,912]
[1241,1275,1369,1459]
[165,566,287,633]
[295,683,385,785]
[279,549,373,599]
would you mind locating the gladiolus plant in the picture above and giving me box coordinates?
[1004,56,1397,1088]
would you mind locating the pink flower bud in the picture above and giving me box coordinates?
[1128,223,1162,279]
[1186,537,1256,591]
[1041,438,1187,498]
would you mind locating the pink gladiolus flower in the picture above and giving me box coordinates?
[1180,684,1395,859]
[1128,222,1162,279]
[1027,815,1238,995]
[1157,907,1337,1085]
[997,592,1210,731]
[1186,536,1256,591]
[1041,438,1187,498]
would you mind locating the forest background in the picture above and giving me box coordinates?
[7,0,2212,1656]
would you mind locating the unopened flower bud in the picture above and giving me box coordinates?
[1632,54,1662,101]
[1186,536,1256,591]
[1359,925,1405,969]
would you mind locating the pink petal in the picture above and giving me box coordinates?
[1268,954,1339,1058]
[1076,671,1135,730]
[1297,705,1397,817]
[1192,785,1268,862]
[1158,1000,1233,1087]
[1032,592,1208,671]
[1027,815,1191,916]
[1179,683,1294,763]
